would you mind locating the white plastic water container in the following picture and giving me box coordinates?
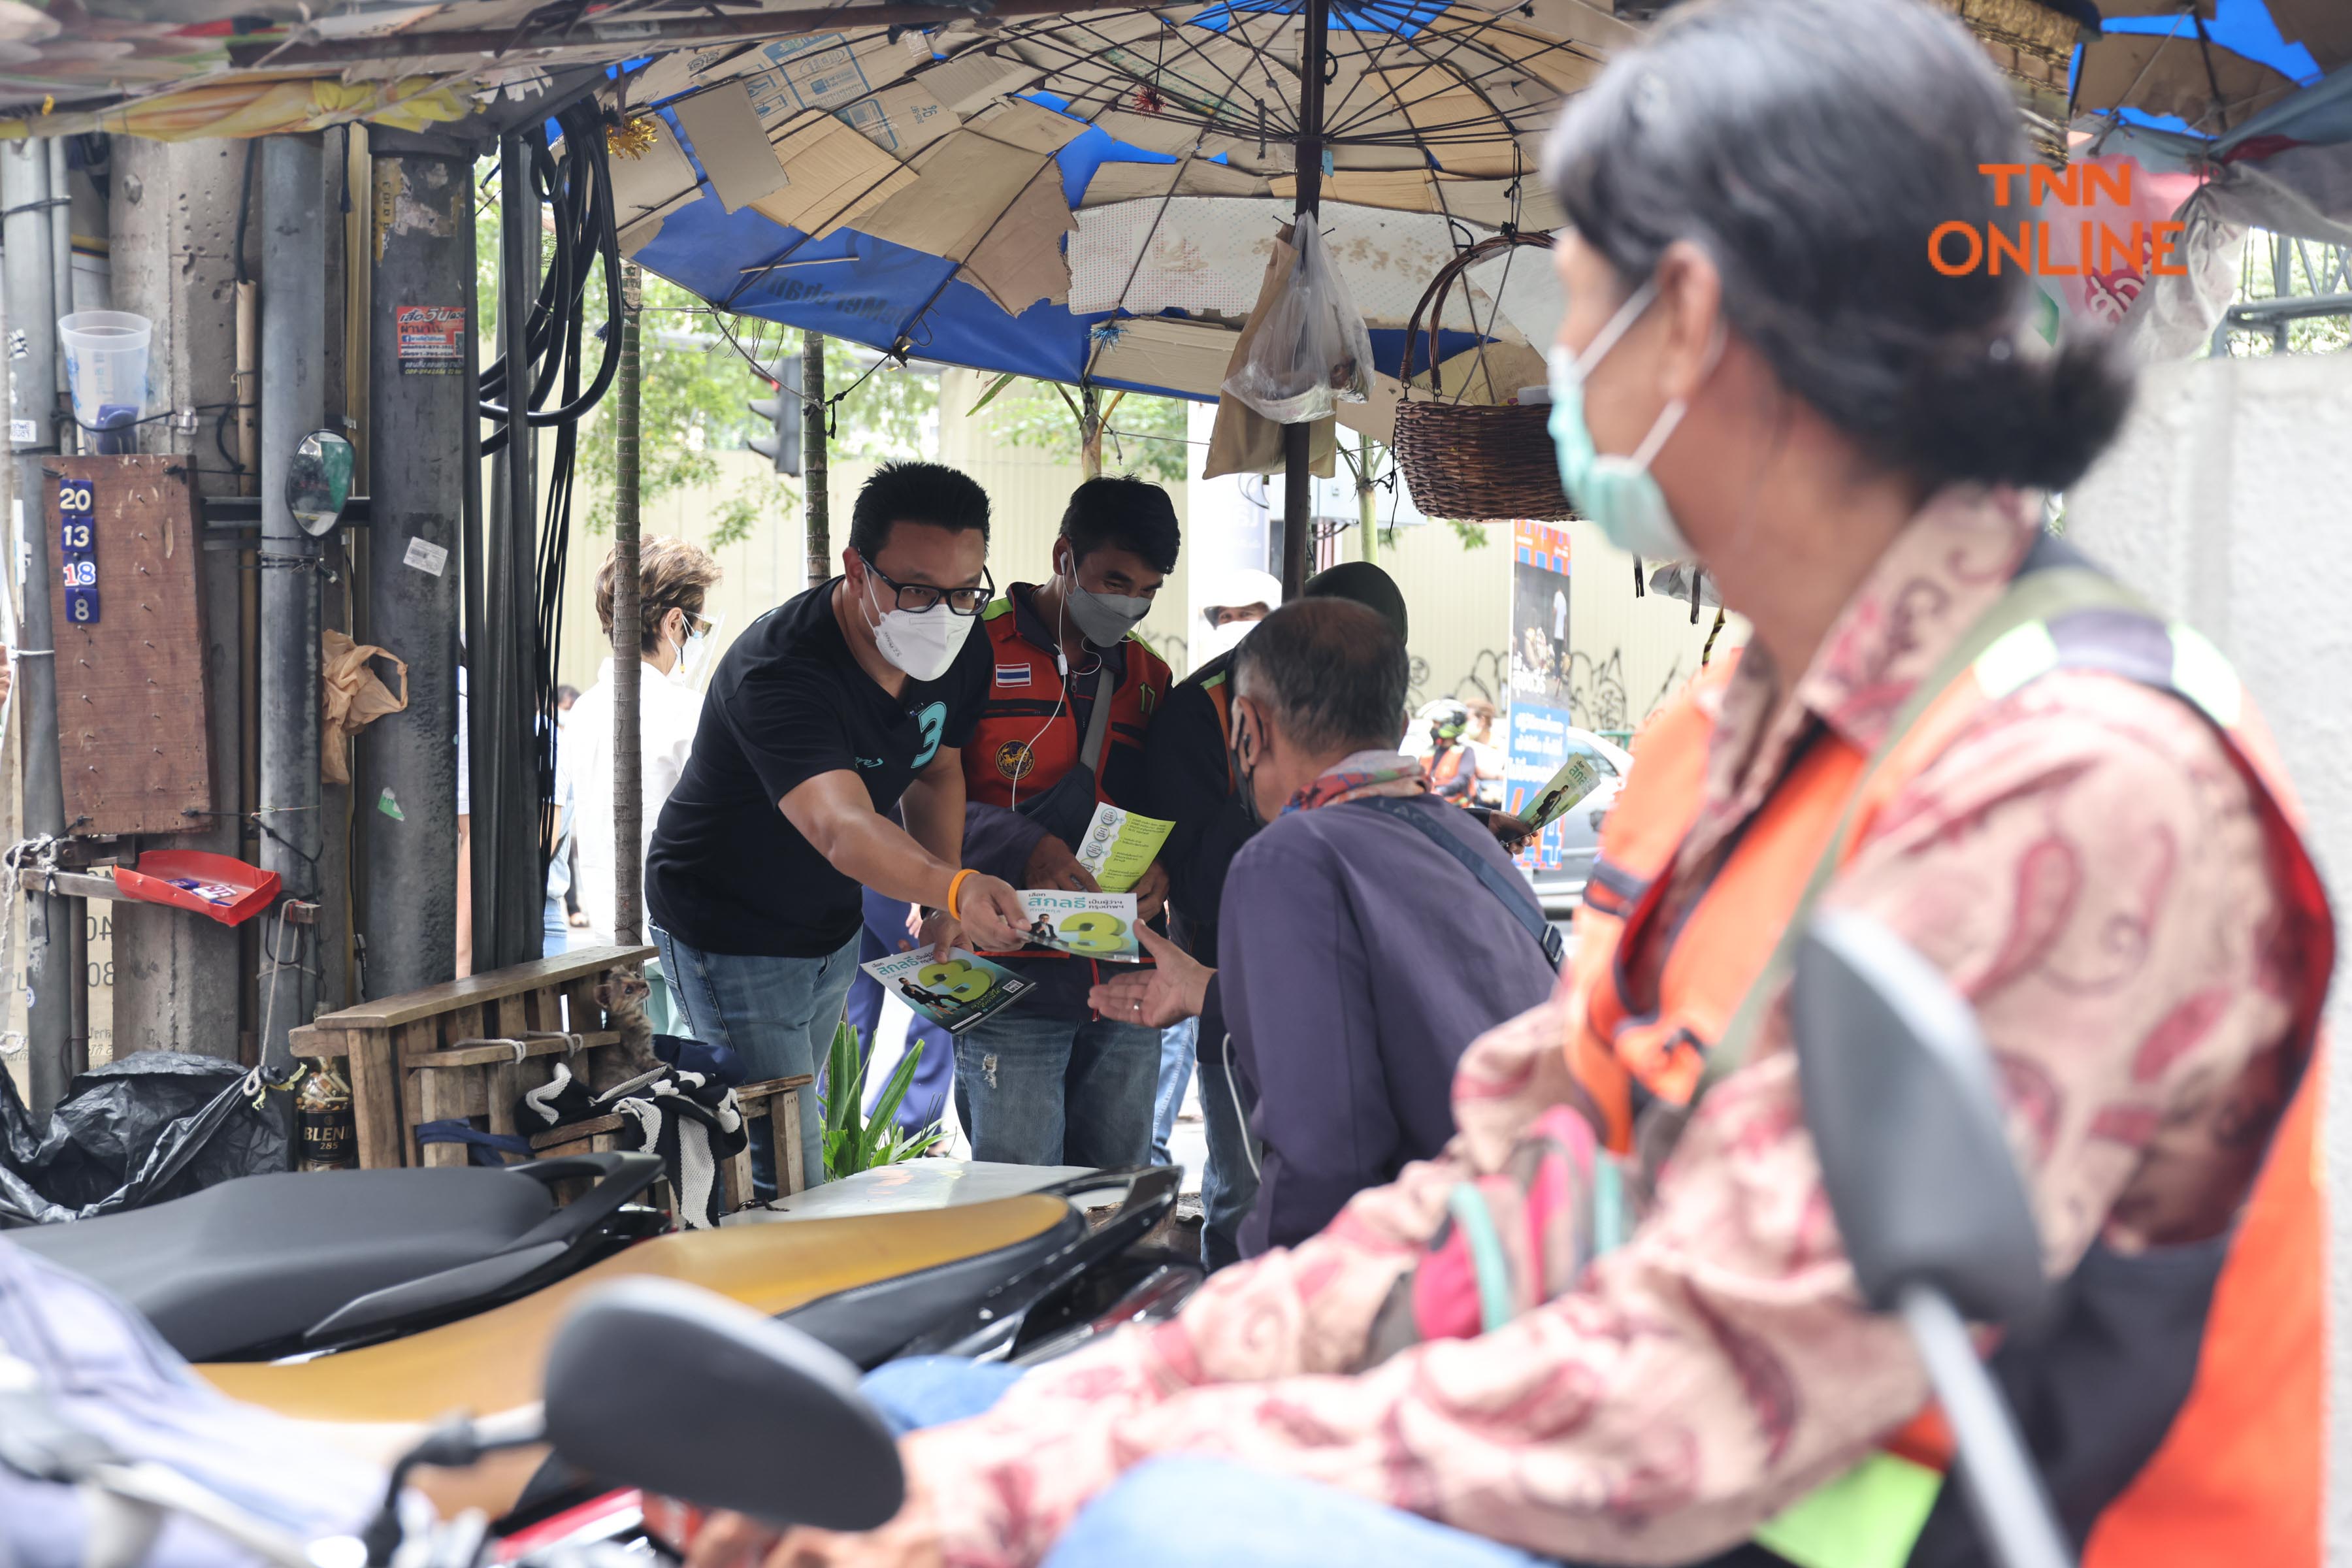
[57,310,152,448]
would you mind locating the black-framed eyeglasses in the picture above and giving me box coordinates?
[858,552,994,616]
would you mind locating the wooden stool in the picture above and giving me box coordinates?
[728,1074,817,1209]
[289,945,655,1169]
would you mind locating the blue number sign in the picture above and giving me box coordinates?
[57,476,97,626]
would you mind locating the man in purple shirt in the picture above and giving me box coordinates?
[1094,600,1557,1255]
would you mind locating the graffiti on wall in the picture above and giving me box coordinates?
[1563,646,1703,734]
[1565,649,1628,733]
[1407,647,1509,711]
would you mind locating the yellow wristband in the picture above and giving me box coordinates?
[945,868,977,922]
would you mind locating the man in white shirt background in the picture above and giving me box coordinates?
[559,537,723,948]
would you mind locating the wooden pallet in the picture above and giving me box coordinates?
[289,945,655,1170]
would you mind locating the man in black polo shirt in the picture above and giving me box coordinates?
[647,462,1028,1194]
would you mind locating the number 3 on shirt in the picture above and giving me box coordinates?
[909,700,946,770]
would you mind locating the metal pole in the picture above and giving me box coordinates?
[46,138,71,433]
[474,131,540,970]
[612,263,644,946]
[802,330,829,587]
[2,140,74,1111]
[1280,0,1330,600]
[359,137,468,996]
[1079,384,1103,480]
[1356,432,1379,567]
[257,135,326,1070]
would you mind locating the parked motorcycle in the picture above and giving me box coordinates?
[7,1151,1186,1379]
[3,915,2068,1568]
[1,1166,1194,1568]
[6,1152,668,1362]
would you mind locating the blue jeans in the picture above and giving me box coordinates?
[652,926,858,1195]
[1198,1035,1260,1271]
[953,1013,1158,1168]
[543,894,572,955]
[1151,1019,1198,1166]
[858,1358,1552,1568]
[843,894,956,1135]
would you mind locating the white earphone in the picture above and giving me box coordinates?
[1011,592,1081,811]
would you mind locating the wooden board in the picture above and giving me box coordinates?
[44,457,212,835]
[310,945,653,1029]
[347,1028,404,1172]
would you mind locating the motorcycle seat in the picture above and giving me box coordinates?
[199,1194,1083,1428]
[776,1201,1088,1367]
[10,1153,659,1362]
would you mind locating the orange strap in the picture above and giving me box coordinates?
[945,867,977,921]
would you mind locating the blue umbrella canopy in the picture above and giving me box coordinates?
[607,0,1632,405]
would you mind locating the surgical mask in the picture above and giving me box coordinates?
[862,575,975,683]
[668,624,709,686]
[1546,278,1703,563]
[1062,557,1153,648]
[1197,617,1257,664]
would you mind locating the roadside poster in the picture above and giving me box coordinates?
[1507,520,1575,872]
[395,306,466,374]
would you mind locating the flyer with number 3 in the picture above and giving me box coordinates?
[1019,890,1143,962]
[858,947,1036,1034]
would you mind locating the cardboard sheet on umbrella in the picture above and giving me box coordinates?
[1071,198,1520,326]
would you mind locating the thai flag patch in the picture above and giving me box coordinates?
[996,664,1033,689]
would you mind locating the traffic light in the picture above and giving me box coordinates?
[746,356,802,475]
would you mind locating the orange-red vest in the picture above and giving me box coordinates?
[1569,575,2330,1568]
[1428,742,1475,802]
[962,594,1168,811]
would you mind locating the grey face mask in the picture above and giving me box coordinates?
[1063,562,1152,647]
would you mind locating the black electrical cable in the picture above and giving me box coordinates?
[478,102,624,445]
[471,99,625,880]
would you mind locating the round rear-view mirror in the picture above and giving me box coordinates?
[287,430,355,538]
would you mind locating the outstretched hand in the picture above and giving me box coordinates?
[1088,924,1211,1028]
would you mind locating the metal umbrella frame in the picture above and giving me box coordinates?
[595,1,1628,589]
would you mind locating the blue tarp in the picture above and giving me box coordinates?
[2074,0,2329,140]
[625,9,1493,401]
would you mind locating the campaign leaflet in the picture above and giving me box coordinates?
[1018,890,1142,962]
[1073,803,1173,893]
[1521,751,1607,834]
[858,947,1035,1034]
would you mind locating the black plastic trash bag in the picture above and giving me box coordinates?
[0,1052,288,1226]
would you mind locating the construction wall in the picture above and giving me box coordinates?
[2064,346,2352,1554]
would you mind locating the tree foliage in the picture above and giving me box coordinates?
[975,378,1193,483]
[475,165,938,551]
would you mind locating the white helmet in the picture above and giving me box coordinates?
[1200,568,1283,628]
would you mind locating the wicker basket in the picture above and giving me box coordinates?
[1388,232,1574,523]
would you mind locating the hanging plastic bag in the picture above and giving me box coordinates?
[1220,222,1374,425]
[321,629,408,786]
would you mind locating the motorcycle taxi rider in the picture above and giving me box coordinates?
[711,3,2332,1566]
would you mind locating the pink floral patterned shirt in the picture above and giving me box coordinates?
[898,486,2299,1567]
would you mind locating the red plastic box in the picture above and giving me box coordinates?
[114,849,280,927]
